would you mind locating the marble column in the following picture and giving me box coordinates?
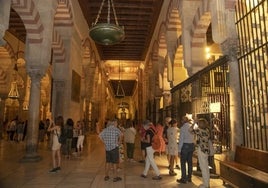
[0,0,11,45]
[154,96,161,123]
[52,80,65,118]
[21,69,45,162]
[162,91,171,109]
[221,38,243,158]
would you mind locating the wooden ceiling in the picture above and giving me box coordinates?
[78,0,164,61]
[7,0,165,97]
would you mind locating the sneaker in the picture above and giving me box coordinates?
[113,177,122,182]
[104,176,109,181]
[48,168,57,173]
[177,178,187,184]
[55,167,61,171]
[140,174,147,178]
[152,176,162,180]
[175,165,180,169]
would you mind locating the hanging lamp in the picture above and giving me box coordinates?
[115,61,125,98]
[89,0,125,45]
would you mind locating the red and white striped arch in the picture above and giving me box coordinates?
[52,30,66,63]
[190,1,211,48]
[52,0,74,63]
[11,0,44,44]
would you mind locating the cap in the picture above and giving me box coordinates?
[185,113,194,122]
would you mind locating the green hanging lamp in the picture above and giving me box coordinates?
[89,0,125,45]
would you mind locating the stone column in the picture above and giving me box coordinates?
[221,38,243,157]
[52,80,65,118]
[0,0,11,45]
[162,91,171,109]
[21,69,45,162]
[154,96,161,124]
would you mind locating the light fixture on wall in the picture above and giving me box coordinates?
[16,38,25,65]
[89,0,125,45]
[115,61,125,98]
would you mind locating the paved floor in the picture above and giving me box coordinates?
[0,134,232,188]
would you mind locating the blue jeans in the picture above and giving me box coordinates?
[180,143,195,181]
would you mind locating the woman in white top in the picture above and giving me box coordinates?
[76,121,85,156]
[167,119,179,176]
[47,115,64,173]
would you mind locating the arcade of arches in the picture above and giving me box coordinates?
[0,0,267,164]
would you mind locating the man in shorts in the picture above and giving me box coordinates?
[99,119,123,182]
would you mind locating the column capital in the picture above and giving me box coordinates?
[162,91,171,96]
[27,67,46,83]
[221,38,238,61]
[154,96,161,100]
[54,80,65,90]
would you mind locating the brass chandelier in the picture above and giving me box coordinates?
[89,0,125,45]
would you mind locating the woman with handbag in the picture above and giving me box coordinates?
[47,115,64,173]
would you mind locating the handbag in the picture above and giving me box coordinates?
[56,129,66,144]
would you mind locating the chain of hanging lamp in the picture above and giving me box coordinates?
[89,0,125,45]
[93,0,119,26]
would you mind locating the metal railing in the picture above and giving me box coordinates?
[236,0,268,151]
[171,56,230,152]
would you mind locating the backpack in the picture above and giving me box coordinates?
[56,128,66,144]
[66,126,73,138]
[149,128,161,151]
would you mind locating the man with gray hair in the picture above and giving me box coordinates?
[99,119,123,182]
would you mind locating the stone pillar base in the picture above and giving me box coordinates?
[20,155,42,163]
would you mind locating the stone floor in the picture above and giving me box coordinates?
[0,134,232,188]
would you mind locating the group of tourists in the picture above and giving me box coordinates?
[97,115,212,188]
[47,116,86,173]
[4,117,27,142]
[46,114,212,188]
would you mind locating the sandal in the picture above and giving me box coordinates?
[169,170,177,176]
[113,177,122,182]
[104,176,109,181]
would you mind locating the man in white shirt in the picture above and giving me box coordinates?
[177,115,195,184]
